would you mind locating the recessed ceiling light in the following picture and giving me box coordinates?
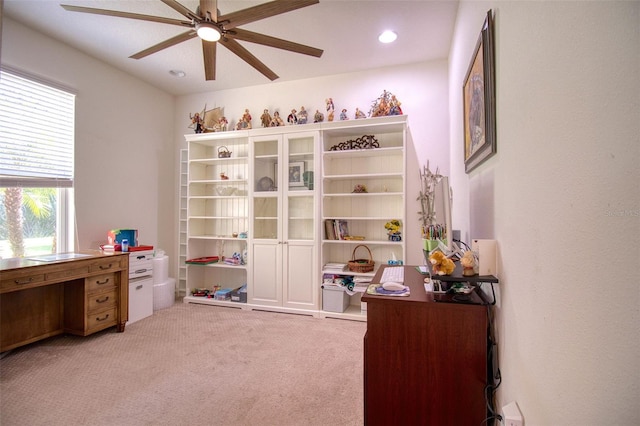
[169,70,186,78]
[378,30,397,44]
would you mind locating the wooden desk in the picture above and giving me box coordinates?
[0,251,129,352]
[362,265,488,425]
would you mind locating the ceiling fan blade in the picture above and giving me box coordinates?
[160,0,200,21]
[200,0,218,22]
[60,4,191,28]
[220,37,279,81]
[129,30,197,59]
[202,40,217,81]
[228,28,322,58]
[218,0,319,30]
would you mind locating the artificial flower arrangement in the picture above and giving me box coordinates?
[385,219,402,241]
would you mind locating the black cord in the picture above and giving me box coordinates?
[454,238,472,252]
[483,305,502,425]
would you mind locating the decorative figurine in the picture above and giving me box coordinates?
[326,98,335,122]
[390,94,403,115]
[369,90,404,117]
[352,184,368,193]
[215,116,228,132]
[189,111,204,133]
[314,110,324,123]
[270,111,284,126]
[461,250,477,276]
[355,108,367,119]
[260,109,272,127]
[340,109,348,120]
[287,109,298,125]
[242,109,252,128]
[297,106,308,124]
[429,251,455,276]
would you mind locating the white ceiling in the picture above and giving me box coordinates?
[3,0,459,96]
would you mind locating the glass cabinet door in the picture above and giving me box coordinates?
[284,133,316,241]
[252,136,280,240]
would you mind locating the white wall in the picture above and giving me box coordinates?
[450,1,639,424]
[2,18,175,254]
[174,60,450,268]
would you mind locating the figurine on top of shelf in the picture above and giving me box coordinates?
[287,109,298,125]
[340,109,348,120]
[389,94,403,115]
[297,106,308,124]
[355,108,367,119]
[370,90,404,117]
[326,98,335,122]
[236,109,252,130]
[314,110,324,123]
[189,111,204,133]
[260,109,272,128]
[242,109,252,127]
[214,116,228,132]
[270,111,284,127]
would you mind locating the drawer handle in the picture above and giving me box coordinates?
[134,269,148,274]
[95,278,111,285]
[136,255,145,260]
[99,263,113,270]
[96,313,110,322]
[96,296,110,303]
[14,277,34,285]
[136,285,143,290]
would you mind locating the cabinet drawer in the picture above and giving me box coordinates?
[87,307,117,330]
[1,272,45,292]
[129,260,153,279]
[88,288,117,312]
[86,273,116,292]
[89,257,122,273]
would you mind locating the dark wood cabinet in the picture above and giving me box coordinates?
[362,266,489,425]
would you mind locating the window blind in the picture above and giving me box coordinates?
[0,67,75,188]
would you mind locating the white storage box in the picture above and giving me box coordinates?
[129,277,153,324]
[322,285,349,313]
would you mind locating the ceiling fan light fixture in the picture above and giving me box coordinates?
[196,22,221,42]
[378,30,398,44]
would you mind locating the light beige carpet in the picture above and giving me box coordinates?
[0,302,366,426]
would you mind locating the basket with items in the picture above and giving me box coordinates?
[347,244,375,273]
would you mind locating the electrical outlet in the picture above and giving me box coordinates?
[502,401,523,426]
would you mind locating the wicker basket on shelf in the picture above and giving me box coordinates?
[347,245,375,273]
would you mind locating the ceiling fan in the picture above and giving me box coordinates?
[61,0,324,81]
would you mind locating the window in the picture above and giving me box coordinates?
[0,67,76,259]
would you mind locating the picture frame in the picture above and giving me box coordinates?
[463,10,496,173]
[288,162,305,187]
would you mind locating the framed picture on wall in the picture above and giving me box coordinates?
[463,10,496,173]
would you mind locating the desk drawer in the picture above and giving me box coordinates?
[1,272,45,292]
[89,257,123,273]
[86,273,116,292]
[88,288,117,312]
[87,307,117,330]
